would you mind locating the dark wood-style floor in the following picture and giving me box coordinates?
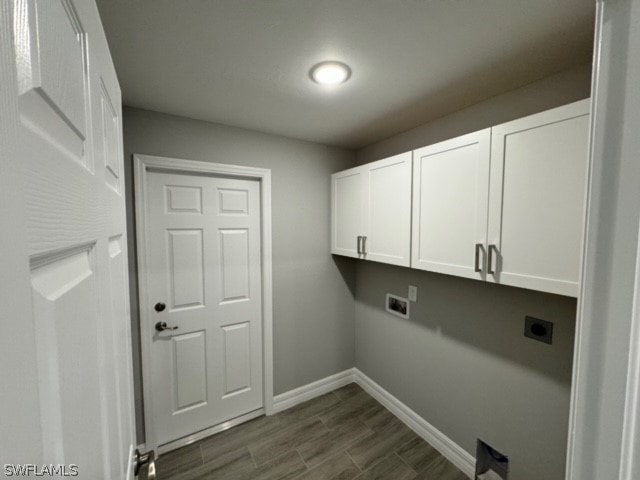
[153,383,468,480]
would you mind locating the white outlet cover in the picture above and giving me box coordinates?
[408,285,417,302]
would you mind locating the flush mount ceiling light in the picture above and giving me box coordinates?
[309,61,351,85]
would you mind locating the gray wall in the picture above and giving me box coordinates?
[358,64,592,162]
[123,107,357,442]
[354,64,591,480]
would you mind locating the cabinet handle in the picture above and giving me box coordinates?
[362,236,367,255]
[488,244,498,274]
[357,236,362,254]
[474,243,483,273]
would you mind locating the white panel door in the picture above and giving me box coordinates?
[1,1,136,478]
[331,166,367,258]
[144,172,263,447]
[487,99,590,296]
[365,152,413,267]
[412,130,491,279]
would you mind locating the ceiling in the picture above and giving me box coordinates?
[96,0,594,149]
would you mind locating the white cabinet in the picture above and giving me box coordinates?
[412,129,491,280]
[331,167,367,258]
[366,154,413,265]
[487,99,590,296]
[332,99,589,297]
[331,152,412,266]
[410,99,589,297]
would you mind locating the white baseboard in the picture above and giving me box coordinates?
[271,367,475,479]
[272,368,356,413]
[353,369,475,479]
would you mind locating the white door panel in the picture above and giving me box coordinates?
[145,171,263,448]
[172,331,208,411]
[2,1,136,478]
[488,100,590,296]
[219,229,251,302]
[221,322,252,396]
[167,229,205,309]
[412,130,490,279]
[30,249,103,468]
[16,0,89,169]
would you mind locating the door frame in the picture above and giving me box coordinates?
[133,153,274,453]
[566,1,640,478]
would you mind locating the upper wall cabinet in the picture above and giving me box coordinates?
[331,167,367,258]
[412,129,491,280]
[486,99,590,296]
[411,99,589,297]
[331,99,589,297]
[331,152,412,267]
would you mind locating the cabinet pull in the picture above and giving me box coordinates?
[362,236,367,255]
[474,243,483,272]
[357,236,362,254]
[488,244,498,274]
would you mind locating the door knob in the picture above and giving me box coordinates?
[154,302,166,312]
[155,321,178,332]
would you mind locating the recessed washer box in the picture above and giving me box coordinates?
[386,293,409,319]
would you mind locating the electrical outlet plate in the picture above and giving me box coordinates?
[524,316,553,344]
[408,285,417,302]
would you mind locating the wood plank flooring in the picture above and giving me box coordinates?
[152,383,468,480]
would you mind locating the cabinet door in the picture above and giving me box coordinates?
[487,99,590,296]
[411,130,491,279]
[331,166,367,258]
[365,152,412,266]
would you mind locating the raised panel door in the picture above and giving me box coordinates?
[2,1,136,477]
[145,171,263,448]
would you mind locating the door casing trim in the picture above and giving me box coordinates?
[133,154,274,452]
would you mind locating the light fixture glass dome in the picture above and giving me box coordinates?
[309,61,351,85]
